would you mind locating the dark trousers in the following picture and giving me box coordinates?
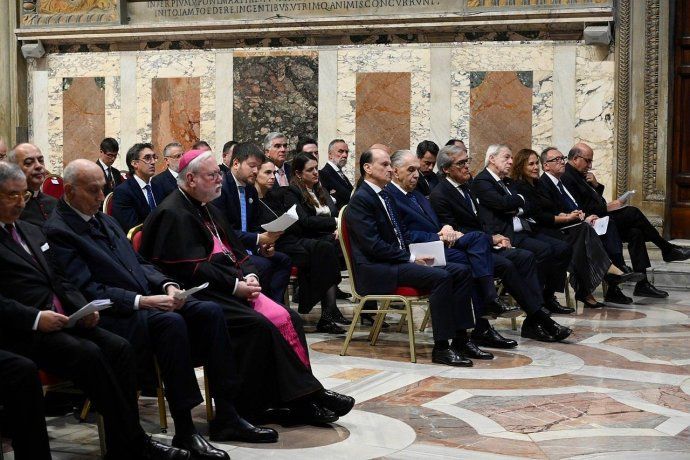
[513,231,572,296]
[492,248,542,314]
[397,261,473,340]
[0,350,50,460]
[2,327,145,458]
[598,219,626,268]
[446,231,495,319]
[610,206,672,272]
[250,251,292,303]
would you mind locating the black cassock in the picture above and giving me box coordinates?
[140,189,322,415]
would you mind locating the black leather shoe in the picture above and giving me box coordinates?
[315,390,355,417]
[521,321,557,342]
[633,280,669,298]
[662,245,690,262]
[330,309,352,325]
[316,319,346,334]
[543,322,572,341]
[544,296,575,314]
[141,437,191,460]
[286,401,339,425]
[604,271,645,285]
[172,434,228,459]
[454,340,493,360]
[336,288,352,300]
[482,297,522,319]
[471,325,518,349]
[431,347,473,367]
[209,418,278,444]
[575,296,605,309]
[604,285,633,304]
[360,313,389,330]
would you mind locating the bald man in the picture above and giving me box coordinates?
[7,143,57,227]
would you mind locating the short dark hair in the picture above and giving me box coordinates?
[192,140,211,150]
[125,142,154,174]
[222,140,238,156]
[100,137,119,154]
[416,140,439,159]
[296,137,317,153]
[445,138,464,147]
[232,142,265,165]
[540,146,559,165]
[357,149,374,188]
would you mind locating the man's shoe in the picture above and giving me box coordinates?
[141,437,191,460]
[431,347,473,367]
[604,285,633,304]
[316,319,346,334]
[454,341,493,360]
[482,297,521,319]
[360,313,389,330]
[521,321,557,342]
[471,325,518,349]
[543,322,572,342]
[286,401,339,425]
[171,433,228,459]
[336,288,352,300]
[315,390,355,417]
[209,418,278,444]
[633,280,669,298]
[604,271,645,285]
[662,245,690,263]
[544,296,575,314]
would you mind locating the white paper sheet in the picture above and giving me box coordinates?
[617,190,635,203]
[66,299,113,328]
[593,215,610,236]
[173,282,209,301]
[409,241,446,267]
[261,204,298,232]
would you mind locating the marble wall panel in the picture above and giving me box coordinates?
[469,71,532,172]
[151,77,201,172]
[355,72,411,168]
[337,47,431,180]
[232,52,319,149]
[62,77,105,166]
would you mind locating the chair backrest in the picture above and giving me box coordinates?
[103,192,114,215]
[41,174,64,199]
[128,224,143,252]
[337,206,362,300]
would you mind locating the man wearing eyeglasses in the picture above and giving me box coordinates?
[152,142,184,200]
[97,137,124,197]
[563,142,690,299]
[7,142,57,228]
[112,142,164,232]
[264,132,291,187]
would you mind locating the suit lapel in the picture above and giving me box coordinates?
[0,226,41,270]
[17,222,51,276]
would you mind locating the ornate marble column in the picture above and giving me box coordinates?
[0,1,12,143]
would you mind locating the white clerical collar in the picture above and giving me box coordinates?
[486,167,503,183]
[168,168,178,179]
[390,181,409,196]
[133,174,151,190]
[364,179,384,194]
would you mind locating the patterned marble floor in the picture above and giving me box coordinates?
[4,285,690,459]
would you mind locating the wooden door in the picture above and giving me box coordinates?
[671,0,690,238]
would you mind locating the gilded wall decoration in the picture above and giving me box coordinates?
[22,0,121,26]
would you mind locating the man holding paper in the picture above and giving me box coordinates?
[564,142,690,298]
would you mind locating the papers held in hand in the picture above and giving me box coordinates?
[593,215,609,236]
[409,241,447,267]
[172,282,209,301]
[261,204,298,232]
[66,299,113,328]
[618,190,635,203]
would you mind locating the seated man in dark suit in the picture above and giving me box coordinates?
[152,141,183,200]
[45,159,278,458]
[0,161,189,460]
[430,145,572,343]
[346,147,477,367]
[112,142,165,232]
[563,142,690,299]
[97,137,125,197]
[264,132,291,187]
[212,142,291,303]
[472,144,573,314]
[385,149,520,351]
[219,140,237,174]
[7,143,57,227]
[414,140,440,197]
[319,139,353,211]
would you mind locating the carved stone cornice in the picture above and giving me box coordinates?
[615,0,630,195]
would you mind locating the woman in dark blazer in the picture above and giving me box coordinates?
[254,154,347,334]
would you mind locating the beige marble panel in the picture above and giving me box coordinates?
[533,70,554,153]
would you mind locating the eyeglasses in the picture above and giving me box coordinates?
[135,155,158,164]
[272,143,288,149]
[545,156,566,163]
[0,190,32,202]
[103,152,118,158]
[166,153,183,160]
[451,158,470,168]
[199,170,223,180]
[575,156,593,164]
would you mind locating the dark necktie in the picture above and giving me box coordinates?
[337,168,349,183]
[106,167,113,184]
[379,190,405,250]
[144,184,156,210]
[458,185,475,214]
[408,192,428,218]
[557,181,578,212]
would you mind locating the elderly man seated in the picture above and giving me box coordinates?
[7,143,56,227]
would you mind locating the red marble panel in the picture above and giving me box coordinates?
[151,77,200,172]
[355,72,411,178]
[62,77,105,167]
[469,71,532,174]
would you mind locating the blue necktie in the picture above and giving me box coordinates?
[238,186,247,232]
[408,192,429,219]
[379,190,405,250]
[557,181,578,212]
[144,184,156,210]
[459,185,475,214]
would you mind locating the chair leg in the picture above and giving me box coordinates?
[511,317,517,331]
[203,368,214,421]
[564,274,574,309]
[97,415,107,457]
[154,360,168,433]
[370,300,390,346]
[397,311,407,333]
[79,399,92,422]
[340,299,366,357]
[405,300,417,363]
[419,305,431,332]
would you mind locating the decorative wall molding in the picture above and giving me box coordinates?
[614,0,630,195]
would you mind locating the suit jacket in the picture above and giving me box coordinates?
[535,174,580,228]
[97,160,124,197]
[344,182,412,295]
[272,162,292,189]
[561,163,608,217]
[429,177,486,234]
[111,176,165,232]
[20,191,57,227]
[385,183,443,244]
[470,168,528,239]
[151,168,178,201]
[415,171,440,197]
[282,185,337,239]
[219,163,230,174]
[319,163,353,211]
[0,220,86,341]
[212,172,261,250]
